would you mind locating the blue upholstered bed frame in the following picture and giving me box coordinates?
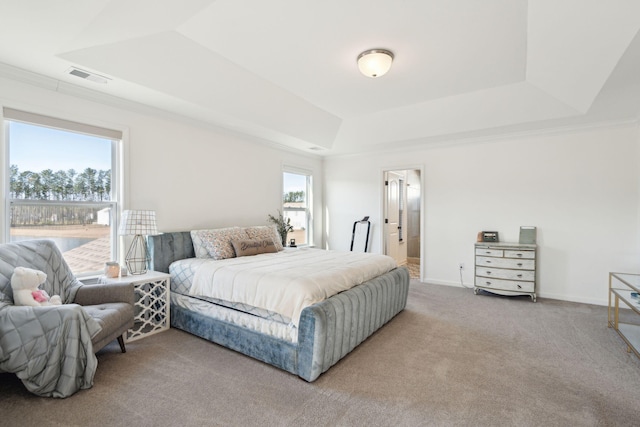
[148,232,410,382]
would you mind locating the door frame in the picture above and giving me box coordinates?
[381,165,425,281]
[384,171,402,265]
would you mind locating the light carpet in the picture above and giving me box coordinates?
[1,281,639,427]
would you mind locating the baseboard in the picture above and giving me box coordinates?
[423,279,473,289]
[537,291,607,307]
[421,278,608,306]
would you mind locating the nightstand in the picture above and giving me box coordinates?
[99,271,171,342]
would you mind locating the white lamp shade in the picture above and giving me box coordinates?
[357,49,394,78]
[118,210,158,236]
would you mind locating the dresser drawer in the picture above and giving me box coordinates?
[475,256,535,270]
[504,250,535,259]
[475,277,535,293]
[475,267,535,281]
[475,248,503,257]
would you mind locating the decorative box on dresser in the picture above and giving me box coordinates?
[474,242,537,302]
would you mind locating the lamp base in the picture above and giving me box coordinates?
[125,234,149,275]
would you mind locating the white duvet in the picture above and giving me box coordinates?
[188,247,397,327]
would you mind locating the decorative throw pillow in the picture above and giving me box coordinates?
[196,227,249,260]
[244,225,283,251]
[231,238,278,257]
[190,229,212,258]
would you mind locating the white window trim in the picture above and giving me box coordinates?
[1,105,128,277]
[282,165,313,247]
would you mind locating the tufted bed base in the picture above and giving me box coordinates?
[148,232,409,382]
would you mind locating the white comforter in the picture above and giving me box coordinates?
[189,248,397,327]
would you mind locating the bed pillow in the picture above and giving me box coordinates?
[231,238,278,257]
[190,229,211,258]
[244,225,283,251]
[192,227,249,260]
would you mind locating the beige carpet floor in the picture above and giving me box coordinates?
[2,281,640,427]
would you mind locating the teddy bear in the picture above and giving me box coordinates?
[11,266,62,307]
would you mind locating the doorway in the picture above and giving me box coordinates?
[383,169,422,280]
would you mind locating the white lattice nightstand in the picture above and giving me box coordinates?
[100,271,171,342]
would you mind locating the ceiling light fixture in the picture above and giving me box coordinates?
[357,49,394,78]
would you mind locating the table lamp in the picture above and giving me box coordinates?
[118,210,158,275]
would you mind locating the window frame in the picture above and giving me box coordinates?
[2,107,125,278]
[282,166,313,247]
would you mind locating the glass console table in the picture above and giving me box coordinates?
[608,272,640,359]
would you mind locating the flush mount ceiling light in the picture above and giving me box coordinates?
[357,49,394,78]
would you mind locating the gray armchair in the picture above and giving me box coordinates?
[0,239,135,397]
[74,280,134,353]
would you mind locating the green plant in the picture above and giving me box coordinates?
[267,210,293,246]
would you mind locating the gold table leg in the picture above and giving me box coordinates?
[615,295,619,330]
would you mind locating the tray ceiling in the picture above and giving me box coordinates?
[0,0,639,155]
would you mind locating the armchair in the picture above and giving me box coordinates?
[0,240,135,397]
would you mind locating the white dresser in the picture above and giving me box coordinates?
[474,242,537,302]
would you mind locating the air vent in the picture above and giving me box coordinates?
[66,67,111,84]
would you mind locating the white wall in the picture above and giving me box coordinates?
[325,124,640,305]
[3,73,639,306]
[0,75,324,248]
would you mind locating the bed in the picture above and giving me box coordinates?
[147,228,410,382]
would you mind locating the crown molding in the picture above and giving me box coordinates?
[2,61,637,163]
[325,117,640,160]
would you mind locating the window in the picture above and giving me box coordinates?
[282,169,312,246]
[4,108,122,277]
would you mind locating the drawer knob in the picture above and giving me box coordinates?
[516,253,522,257]
[485,251,491,254]
[485,260,491,264]
[517,284,522,289]
[485,281,491,286]
[517,274,523,278]
[486,271,492,275]
[517,263,523,267]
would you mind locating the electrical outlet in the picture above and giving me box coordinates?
[458,262,464,270]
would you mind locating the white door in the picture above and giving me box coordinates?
[385,171,402,264]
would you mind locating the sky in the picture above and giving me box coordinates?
[283,172,307,195]
[8,121,112,173]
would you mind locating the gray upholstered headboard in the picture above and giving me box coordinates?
[147,232,195,273]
